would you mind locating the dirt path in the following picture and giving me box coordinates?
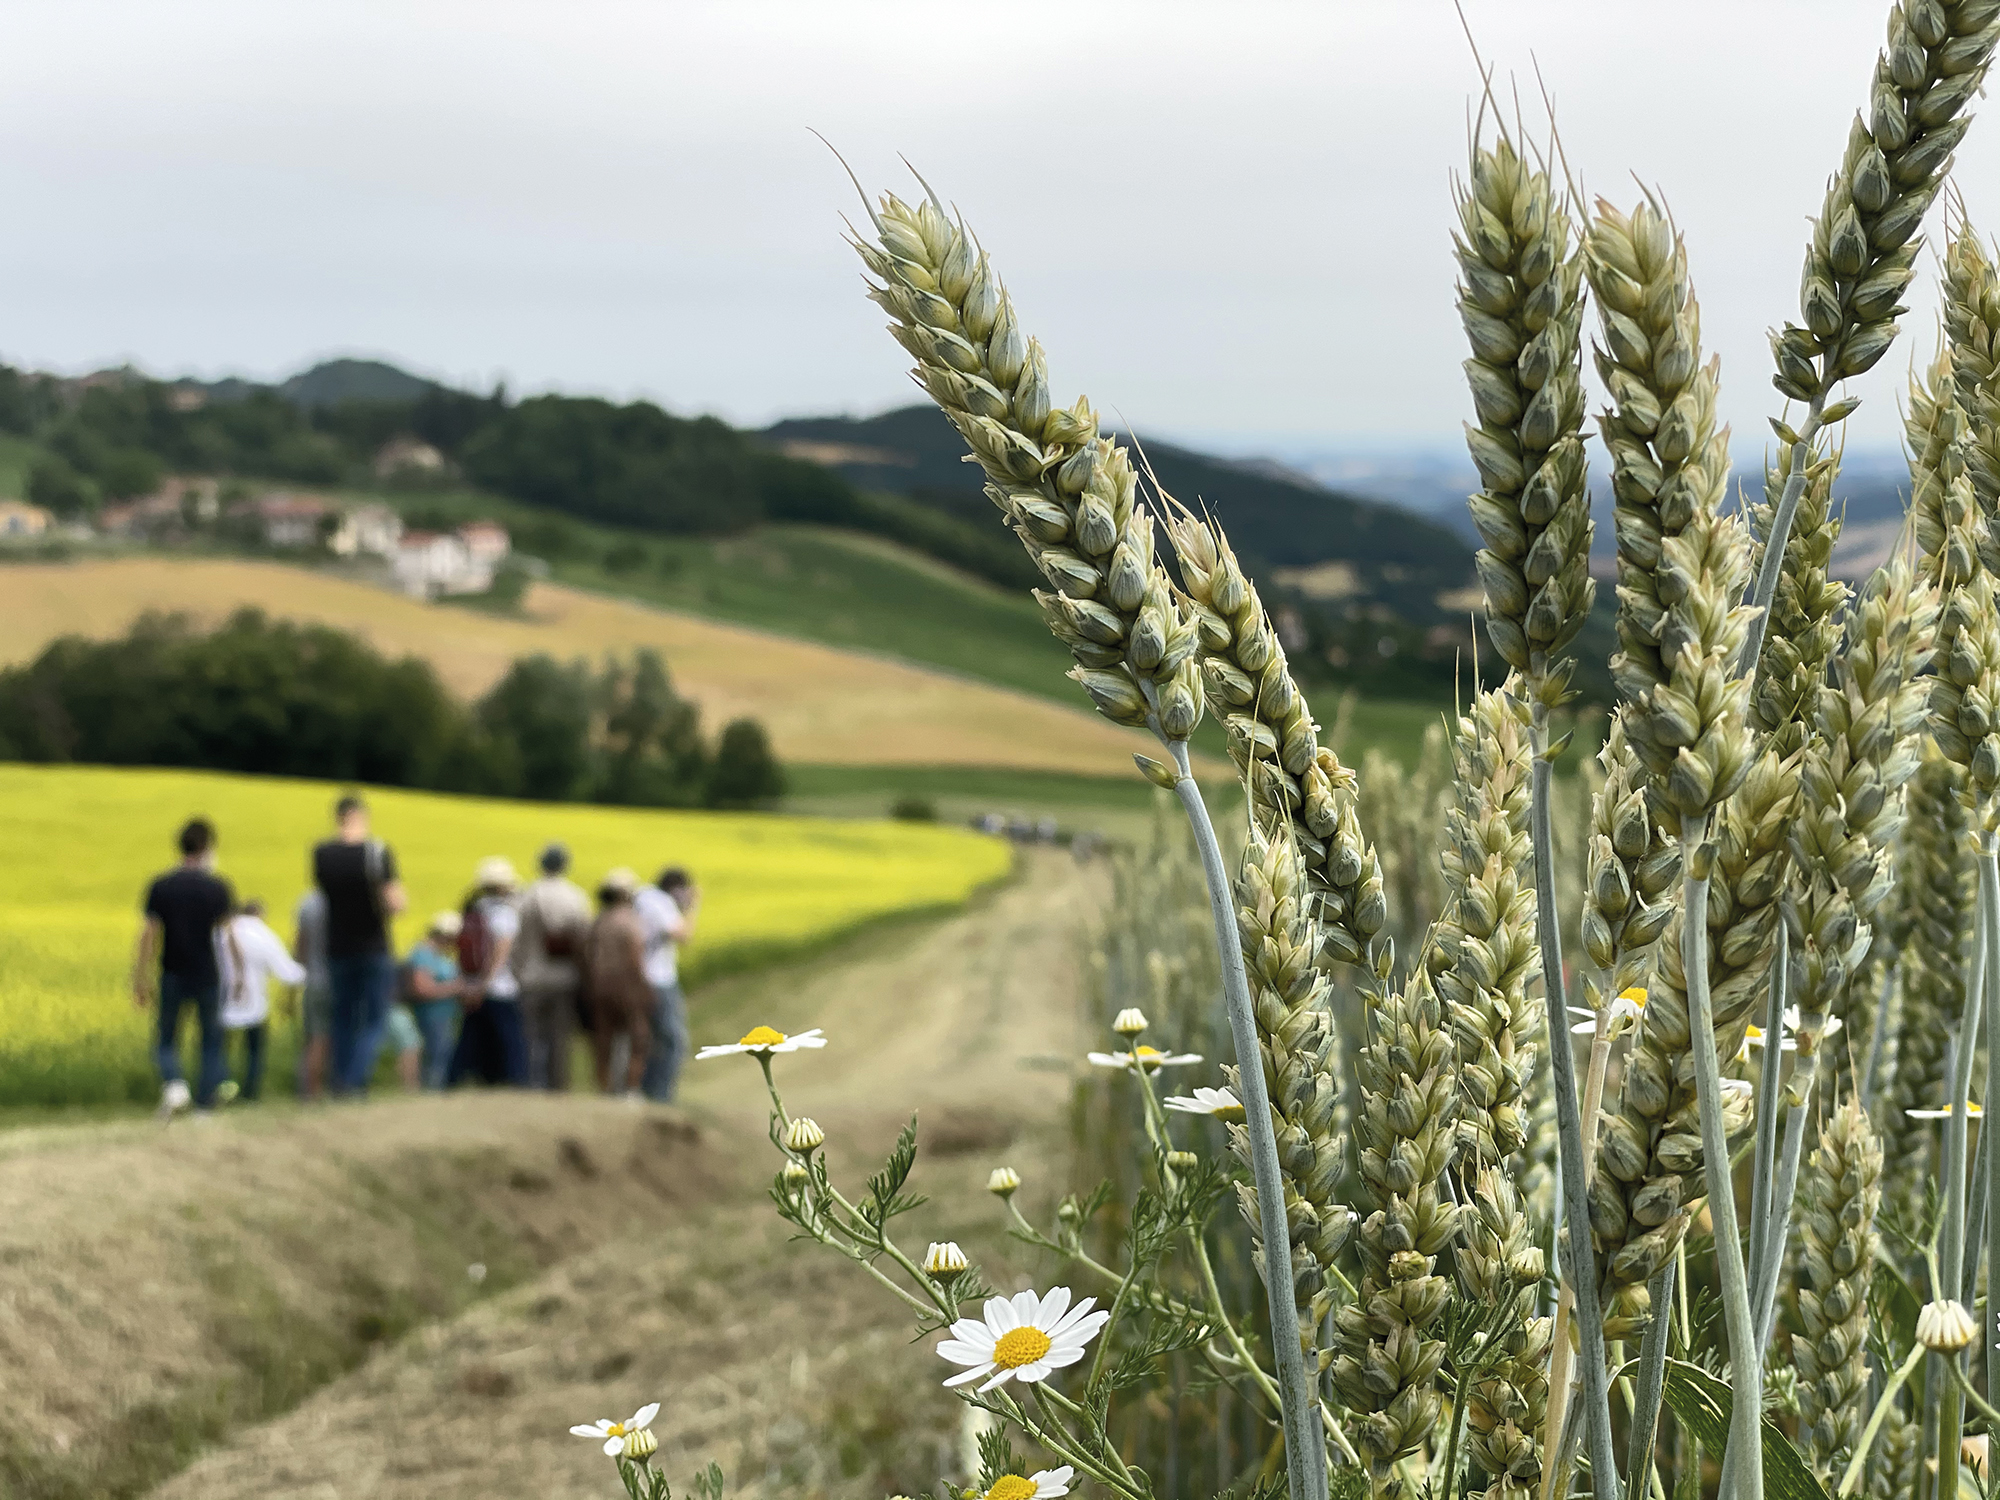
[122,848,1104,1500]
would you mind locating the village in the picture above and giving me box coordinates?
[0,431,514,600]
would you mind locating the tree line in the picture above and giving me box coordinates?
[2,364,1036,592]
[0,609,785,808]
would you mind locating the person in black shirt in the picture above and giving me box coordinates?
[132,818,234,1119]
[313,793,406,1094]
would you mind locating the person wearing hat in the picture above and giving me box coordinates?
[448,856,527,1087]
[584,867,654,1097]
[515,842,591,1091]
[402,911,465,1089]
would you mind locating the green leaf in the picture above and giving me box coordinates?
[1661,1359,1829,1500]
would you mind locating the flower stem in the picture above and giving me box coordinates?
[1679,814,1762,1500]
[1168,737,1327,1500]
[1938,847,1989,1481]
[1533,706,1622,1500]
[1837,1343,1927,1498]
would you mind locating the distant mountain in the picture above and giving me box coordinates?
[761,406,1479,625]
[278,358,439,409]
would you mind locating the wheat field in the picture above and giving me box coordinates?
[0,557,1178,775]
[0,762,1013,1105]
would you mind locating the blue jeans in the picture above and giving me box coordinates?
[451,998,527,1086]
[328,951,395,1095]
[157,972,226,1107]
[412,999,459,1089]
[642,982,688,1103]
[229,1022,268,1100]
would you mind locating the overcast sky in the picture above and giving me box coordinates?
[0,1,1988,455]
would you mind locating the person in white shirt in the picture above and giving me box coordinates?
[449,857,526,1086]
[216,898,306,1102]
[514,843,592,1091]
[634,866,698,1102]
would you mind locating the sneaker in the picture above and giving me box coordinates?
[214,1081,240,1107]
[157,1080,192,1121]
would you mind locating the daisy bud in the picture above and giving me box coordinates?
[1112,1007,1149,1036]
[1166,1150,1198,1170]
[924,1240,971,1275]
[622,1428,659,1462]
[784,1117,825,1153]
[987,1166,1021,1198]
[782,1160,809,1189]
[1918,1298,1978,1353]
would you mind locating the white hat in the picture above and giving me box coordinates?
[600,866,639,896]
[430,910,463,939]
[475,856,519,891]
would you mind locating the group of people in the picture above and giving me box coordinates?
[133,793,700,1120]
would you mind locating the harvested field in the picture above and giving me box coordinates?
[0,558,1175,775]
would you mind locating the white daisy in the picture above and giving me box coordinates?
[1907,1101,1985,1120]
[569,1402,660,1457]
[937,1287,1108,1393]
[1087,1045,1202,1072]
[1165,1086,1246,1122]
[696,1025,827,1060]
[1743,1008,1844,1054]
[979,1468,1076,1500]
[1569,987,1648,1036]
[1719,1078,1754,1102]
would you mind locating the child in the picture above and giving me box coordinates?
[403,912,465,1089]
[216,897,306,1101]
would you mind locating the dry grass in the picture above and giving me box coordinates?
[0,558,1176,775]
[7,849,1105,1500]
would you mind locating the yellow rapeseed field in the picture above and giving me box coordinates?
[0,763,1012,1105]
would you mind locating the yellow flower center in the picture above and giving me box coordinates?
[1618,987,1647,1006]
[1216,1103,1246,1122]
[992,1326,1053,1369]
[739,1025,786,1048]
[987,1477,1039,1500]
[606,1423,627,1436]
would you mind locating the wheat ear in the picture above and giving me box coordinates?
[1795,1097,1886,1484]
[1745,0,2000,678]
[1750,556,1937,1343]
[1457,130,1618,1500]
[1430,680,1550,1500]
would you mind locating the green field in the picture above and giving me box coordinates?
[0,763,1012,1107]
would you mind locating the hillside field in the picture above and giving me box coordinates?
[0,555,1187,776]
[0,763,1013,1106]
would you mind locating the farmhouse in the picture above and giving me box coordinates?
[238,493,330,548]
[325,502,404,559]
[0,499,51,538]
[393,520,510,597]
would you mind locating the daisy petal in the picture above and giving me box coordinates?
[1042,1344,1089,1367]
[1049,1295,1099,1334]
[604,1437,623,1456]
[1038,1286,1073,1325]
[947,1317,993,1344]
[937,1339,994,1364]
[1009,1288,1041,1326]
[633,1403,659,1428]
[570,1425,606,1438]
[944,1364,994,1387]
[986,1294,1022,1333]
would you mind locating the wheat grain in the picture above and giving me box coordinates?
[1580,722,1679,1001]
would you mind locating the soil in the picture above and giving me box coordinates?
[1,848,1105,1500]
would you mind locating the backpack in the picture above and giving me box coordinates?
[458,898,493,978]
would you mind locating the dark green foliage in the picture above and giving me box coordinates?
[27,456,95,517]
[0,613,776,811]
[707,719,785,808]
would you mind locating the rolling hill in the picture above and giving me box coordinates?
[762,404,1480,625]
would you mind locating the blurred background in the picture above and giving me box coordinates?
[0,3,1955,1497]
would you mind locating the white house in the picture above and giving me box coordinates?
[0,499,51,538]
[393,521,510,598]
[326,503,404,560]
[242,494,330,548]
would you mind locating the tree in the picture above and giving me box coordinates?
[26,457,95,518]
[597,649,705,806]
[98,448,163,501]
[706,718,785,808]
[474,654,596,801]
